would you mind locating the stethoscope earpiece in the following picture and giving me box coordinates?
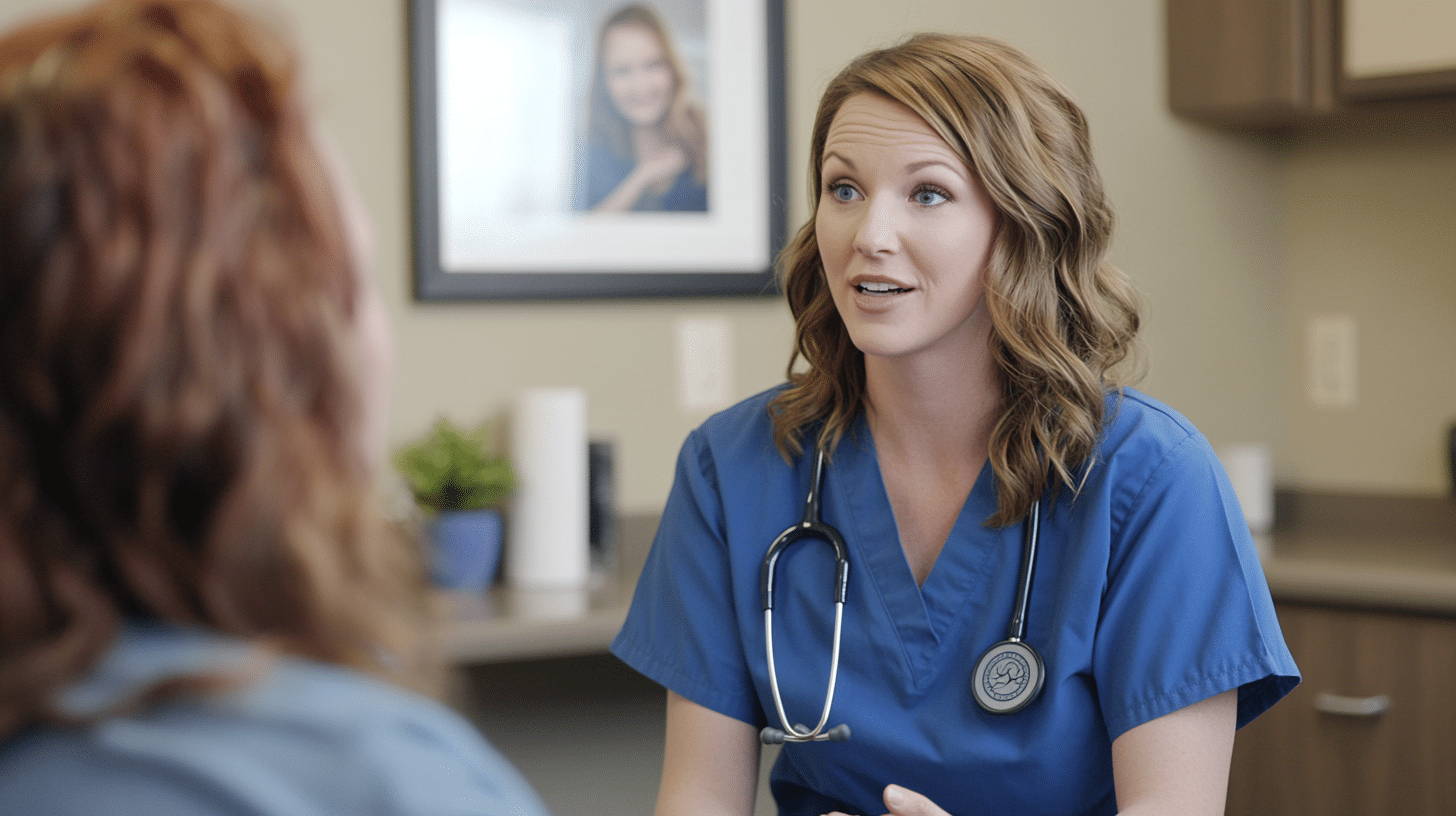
[759,723,851,744]
[760,445,1045,745]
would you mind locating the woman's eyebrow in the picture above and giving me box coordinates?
[821,153,965,178]
[905,158,968,177]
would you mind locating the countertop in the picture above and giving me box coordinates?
[437,491,1456,664]
[1258,489,1456,615]
[434,578,634,663]
[434,514,654,664]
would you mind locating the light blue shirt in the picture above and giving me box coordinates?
[0,623,551,816]
[612,386,1299,816]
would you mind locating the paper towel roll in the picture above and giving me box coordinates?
[508,388,589,587]
[1217,443,1274,535]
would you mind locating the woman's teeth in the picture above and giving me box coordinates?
[857,282,907,294]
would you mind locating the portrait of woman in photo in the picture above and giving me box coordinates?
[577,3,709,213]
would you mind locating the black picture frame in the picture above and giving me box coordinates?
[408,0,786,300]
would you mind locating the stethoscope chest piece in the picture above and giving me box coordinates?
[971,498,1045,715]
[972,638,1045,714]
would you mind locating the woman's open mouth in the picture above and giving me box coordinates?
[855,281,911,295]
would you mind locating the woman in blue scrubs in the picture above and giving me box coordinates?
[612,33,1298,816]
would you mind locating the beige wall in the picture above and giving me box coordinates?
[5,0,1448,510]
[1279,103,1456,494]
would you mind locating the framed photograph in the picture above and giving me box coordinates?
[408,0,787,300]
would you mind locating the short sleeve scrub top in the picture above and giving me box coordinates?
[611,387,1299,816]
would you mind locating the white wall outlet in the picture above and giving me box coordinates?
[676,316,733,412]
[1305,313,1358,409]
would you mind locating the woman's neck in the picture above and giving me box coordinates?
[863,338,1001,585]
[863,341,1000,468]
[631,122,672,157]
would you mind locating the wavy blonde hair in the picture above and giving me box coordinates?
[770,33,1142,527]
[0,0,431,739]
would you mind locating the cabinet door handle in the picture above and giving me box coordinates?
[1312,692,1390,717]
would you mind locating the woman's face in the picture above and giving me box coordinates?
[814,93,998,365]
[601,22,675,127]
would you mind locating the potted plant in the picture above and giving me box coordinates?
[393,418,515,591]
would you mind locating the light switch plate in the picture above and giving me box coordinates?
[1305,313,1357,409]
[676,316,733,412]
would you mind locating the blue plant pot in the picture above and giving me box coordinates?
[428,509,503,592]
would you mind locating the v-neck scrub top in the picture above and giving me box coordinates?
[611,387,1298,816]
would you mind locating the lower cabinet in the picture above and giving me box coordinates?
[1226,602,1456,815]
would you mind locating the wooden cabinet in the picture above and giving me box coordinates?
[1226,603,1456,815]
[1166,0,1338,124]
[1166,0,1456,124]
[1342,0,1456,100]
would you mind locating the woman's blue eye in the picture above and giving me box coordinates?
[913,188,948,206]
[828,183,858,202]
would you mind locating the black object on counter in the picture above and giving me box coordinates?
[1448,422,1456,496]
[589,439,618,570]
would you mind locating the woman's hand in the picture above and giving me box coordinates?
[591,145,688,212]
[825,784,950,816]
[826,689,1237,816]
[634,144,688,192]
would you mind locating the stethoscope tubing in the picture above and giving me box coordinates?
[1007,499,1040,643]
[760,446,850,609]
[760,443,1046,742]
[763,602,844,742]
[760,445,851,744]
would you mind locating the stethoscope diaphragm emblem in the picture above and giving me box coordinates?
[972,638,1045,714]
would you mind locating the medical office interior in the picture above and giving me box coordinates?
[5,0,1453,813]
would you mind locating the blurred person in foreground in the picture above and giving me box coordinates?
[0,1,552,813]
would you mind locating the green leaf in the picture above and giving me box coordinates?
[393,417,516,512]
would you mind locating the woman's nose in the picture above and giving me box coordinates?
[851,196,900,257]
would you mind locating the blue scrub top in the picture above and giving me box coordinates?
[611,387,1298,816]
[576,136,709,212]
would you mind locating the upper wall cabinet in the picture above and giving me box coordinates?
[1167,0,1456,125]
[1342,0,1456,100]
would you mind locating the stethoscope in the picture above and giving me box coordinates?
[758,444,1045,745]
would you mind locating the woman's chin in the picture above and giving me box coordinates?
[618,102,670,128]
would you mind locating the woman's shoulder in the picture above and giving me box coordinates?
[1093,387,1222,490]
[1,623,551,816]
[692,384,790,444]
[1094,384,1228,501]
[1100,387,1208,455]
[679,384,799,477]
[48,622,444,730]
[260,660,551,814]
